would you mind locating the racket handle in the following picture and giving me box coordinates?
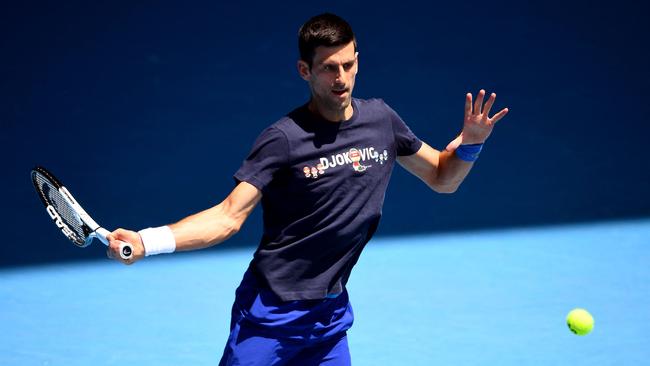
[96,228,133,260]
[118,241,133,260]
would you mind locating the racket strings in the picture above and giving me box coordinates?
[32,172,88,245]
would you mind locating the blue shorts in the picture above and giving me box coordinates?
[218,269,354,365]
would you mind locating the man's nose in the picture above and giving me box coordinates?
[335,66,345,81]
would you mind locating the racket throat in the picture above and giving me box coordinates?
[94,227,111,246]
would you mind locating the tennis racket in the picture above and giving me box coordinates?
[31,166,133,260]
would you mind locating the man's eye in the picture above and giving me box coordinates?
[343,62,354,71]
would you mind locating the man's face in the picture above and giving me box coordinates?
[298,41,358,116]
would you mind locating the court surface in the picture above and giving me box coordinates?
[2,218,649,365]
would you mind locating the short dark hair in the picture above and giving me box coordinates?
[298,13,356,67]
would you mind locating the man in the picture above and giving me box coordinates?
[107,13,508,365]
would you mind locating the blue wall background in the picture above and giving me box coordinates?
[2,1,649,267]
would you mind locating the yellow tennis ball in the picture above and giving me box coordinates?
[567,308,594,335]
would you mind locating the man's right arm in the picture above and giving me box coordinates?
[107,181,261,264]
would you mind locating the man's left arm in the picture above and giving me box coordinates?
[397,89,509,193]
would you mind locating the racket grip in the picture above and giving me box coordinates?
[118,241,133,260]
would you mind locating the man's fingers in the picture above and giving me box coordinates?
[106,228,141,265]
[107,235,124,261]
[464,93,472,116]
[489,107,509,124]
[482,93,496,117]
[107,241,133,265]
[108,241,120,259]
[473,89,485,114]
[112,228,130,240]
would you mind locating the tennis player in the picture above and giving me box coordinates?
[107,13,508,365]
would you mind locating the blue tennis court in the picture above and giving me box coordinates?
[2,218,649,365]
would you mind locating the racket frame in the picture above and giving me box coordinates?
[32,166,133,260]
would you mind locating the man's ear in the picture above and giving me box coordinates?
[297,60,311,81]
[355,52,359,74]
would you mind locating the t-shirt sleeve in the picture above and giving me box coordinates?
[234,126,289,192]
[382,100,423,156]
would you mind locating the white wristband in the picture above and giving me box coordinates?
[138,226,176,256]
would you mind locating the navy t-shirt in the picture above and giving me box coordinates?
[234,98,422,301]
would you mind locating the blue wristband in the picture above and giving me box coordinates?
[455,143,483,162]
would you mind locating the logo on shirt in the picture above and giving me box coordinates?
[303,147,389,179]
[303,164,325,179]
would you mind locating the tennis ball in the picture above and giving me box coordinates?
[566,308,594,335]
